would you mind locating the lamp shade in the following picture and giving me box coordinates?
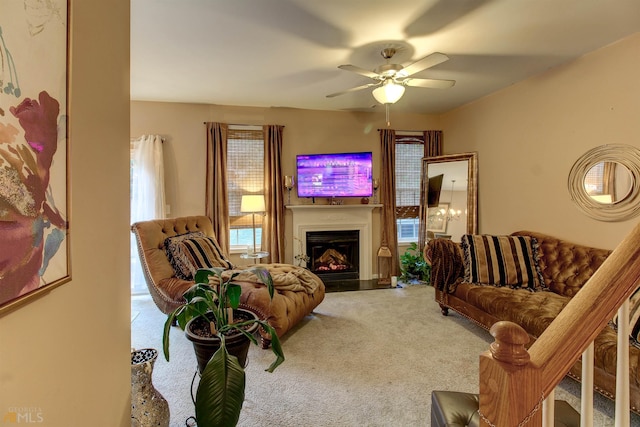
[240,194,265,213]
[372,80,405,104]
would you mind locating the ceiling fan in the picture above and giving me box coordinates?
[326,48,455,104]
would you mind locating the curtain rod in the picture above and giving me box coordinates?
[202,122,256,126]
[130,136,164,143]
[202,122,285,128]
[377,129,440,132]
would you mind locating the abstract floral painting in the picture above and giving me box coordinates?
[0,0,69,313]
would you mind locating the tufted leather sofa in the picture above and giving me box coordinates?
[427,231,640,415]
[430,390,580,427]
[131,215,325,348]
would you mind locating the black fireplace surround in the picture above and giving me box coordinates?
[306,230,359,281]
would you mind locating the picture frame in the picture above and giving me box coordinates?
[427,203,449,233]
[0,0,70,314]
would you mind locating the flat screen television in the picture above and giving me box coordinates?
[427,174,444,207]
[296,152,373,198]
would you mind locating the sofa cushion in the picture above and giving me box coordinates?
[453,282,569,338]
[511,231,611,298]
[461,234,544,289]
[165,232,234,280]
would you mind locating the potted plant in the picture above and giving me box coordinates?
[293,236,310,268]
[162,266,284,427]
[399,242,431,284]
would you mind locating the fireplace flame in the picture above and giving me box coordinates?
[314,249,351,271]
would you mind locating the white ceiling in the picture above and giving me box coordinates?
[131,0,640,115]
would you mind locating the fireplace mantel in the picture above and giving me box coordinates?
[286,204,382,211]
[287,204,382,280]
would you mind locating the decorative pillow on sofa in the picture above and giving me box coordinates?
[165,232,234,280]
[461,234,545,290]
[610,286,640,350]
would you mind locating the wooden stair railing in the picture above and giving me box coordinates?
[478,222,640,427]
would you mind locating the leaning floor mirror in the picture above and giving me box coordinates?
[421,152,478,243]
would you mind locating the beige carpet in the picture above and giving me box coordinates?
[131,285,630,427]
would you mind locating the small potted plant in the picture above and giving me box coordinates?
[293,236,310,268]
[162,266,284,427]
[399,242,431,284]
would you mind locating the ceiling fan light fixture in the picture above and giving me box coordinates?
[372,80,405,104]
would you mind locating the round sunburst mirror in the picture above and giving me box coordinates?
[568,144,640,221]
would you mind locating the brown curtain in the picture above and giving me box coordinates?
[263,125,285,263]
[603,161,616,201]
[205,122,231,255]
[418,130,443,252]
[379,128,400,276]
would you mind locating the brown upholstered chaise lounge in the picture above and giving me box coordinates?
[131,215,325,347]
[427,231,640,415]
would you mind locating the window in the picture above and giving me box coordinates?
[130,149,147,294]
[227,127,264,251]
[583,161,604,195]
[395,135,424,242]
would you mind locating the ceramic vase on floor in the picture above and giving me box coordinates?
[131,348,170,427]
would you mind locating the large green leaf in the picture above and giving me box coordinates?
[195,339,246,427]
[249,267,274,299]
[162,310,178,361]
[256,321,285,373]
[226,284,242,309]
[194,267,225,285]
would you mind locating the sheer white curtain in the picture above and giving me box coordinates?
[130,134,166,294]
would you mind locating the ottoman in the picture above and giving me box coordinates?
[431,390,580,427]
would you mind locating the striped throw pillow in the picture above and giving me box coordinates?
[610,286,640,350]
[165,232,234,280]
[461,234,544,290]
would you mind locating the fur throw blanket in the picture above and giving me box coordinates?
[427,239,465,293]
[220,263,322,295]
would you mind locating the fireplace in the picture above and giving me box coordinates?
[288,204,378,280]
[306,230,359,281]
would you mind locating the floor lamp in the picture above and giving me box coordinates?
[240,194,265,255]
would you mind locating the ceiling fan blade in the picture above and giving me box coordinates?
[403,78,455,89]
[337,64,380,79]
[326,82,380,98]
[399,52,450,77]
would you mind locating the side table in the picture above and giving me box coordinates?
[240,251,270,264]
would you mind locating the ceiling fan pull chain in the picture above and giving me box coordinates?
[385,104,391,127]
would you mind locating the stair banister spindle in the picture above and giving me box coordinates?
[581,342,594,427]
[615,299,631,427]
[542,389,554,427]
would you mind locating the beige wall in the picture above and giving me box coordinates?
[132,35,640,259]
[440,33,640,249]
[131,102,438,267]
[0,2,131,425]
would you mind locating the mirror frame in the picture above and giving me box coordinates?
[421,152,478,240]
[568,144,640,222]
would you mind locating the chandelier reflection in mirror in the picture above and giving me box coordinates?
[437,180,462,222]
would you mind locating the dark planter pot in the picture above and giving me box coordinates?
[185,309,259,375]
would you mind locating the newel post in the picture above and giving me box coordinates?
[479,321,542,427]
